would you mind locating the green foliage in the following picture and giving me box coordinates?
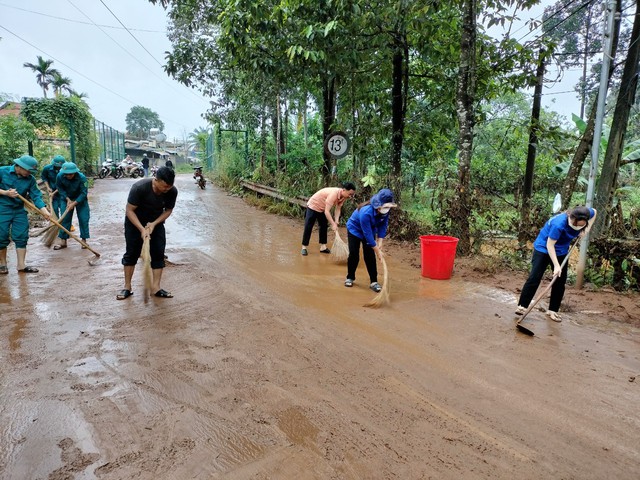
[21,96,98,173]
[125,106,164,140]
[0,115,36,165]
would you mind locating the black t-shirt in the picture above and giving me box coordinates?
[141,157,149,168]
[126,178,178,225]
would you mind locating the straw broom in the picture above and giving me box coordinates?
[141,234,153,300]
[331,230,349,264]
[18,194,101,265]
[364,255,390,308]
[42,206,70,247]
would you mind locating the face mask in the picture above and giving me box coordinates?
[379,207,391,214]
[569,221,584,231]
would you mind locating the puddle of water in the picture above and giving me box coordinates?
[8,317,28,351]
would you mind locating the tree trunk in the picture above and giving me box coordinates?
[452,0,477,255]
[390,37,409,203]
[519,49,546,244]
[322,74,337,185]
[560,98,596,211]
[260,105,266,172]
[276,93,281,172]
[561,0,621,210]
[593,0,640,237]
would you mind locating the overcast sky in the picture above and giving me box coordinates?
[1,0,591,143]
[0,0,211,142]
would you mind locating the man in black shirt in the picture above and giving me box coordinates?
[117,166,178,300]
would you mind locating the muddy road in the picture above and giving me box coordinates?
[1,175,639,479]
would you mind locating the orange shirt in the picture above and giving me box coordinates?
[307,187,346,213]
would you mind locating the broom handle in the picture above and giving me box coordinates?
[18,194,101,257]
[517,240,578,323]
[32,207,71,237]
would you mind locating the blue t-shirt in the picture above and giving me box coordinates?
[346,204,389,247]
[533,209,595,255]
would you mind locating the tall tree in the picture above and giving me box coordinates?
[452,0,477,254]
[125,106,164,140]
[593,0,640,236]
[50,72,73,96]
[22,56,60,98]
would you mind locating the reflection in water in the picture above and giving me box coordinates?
[9,317,28,351]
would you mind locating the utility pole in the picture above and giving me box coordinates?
[576,0,617,288]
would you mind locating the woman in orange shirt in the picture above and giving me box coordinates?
[301,182,356,256]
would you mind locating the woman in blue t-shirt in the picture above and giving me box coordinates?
[344,188,397,292]
[516,206,597,322]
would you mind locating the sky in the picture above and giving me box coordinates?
[0,0,211,143]
[0,1,600,143]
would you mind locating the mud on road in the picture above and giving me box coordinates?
[1,175,639,479]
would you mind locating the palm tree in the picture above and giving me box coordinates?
[69,90,89,99]
[50,72,73,96]
[22,56,60,98]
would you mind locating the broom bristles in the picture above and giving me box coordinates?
[364,256,390,308]
[42,207,69,247]
[331,231,349,264]
[141,236,153,298]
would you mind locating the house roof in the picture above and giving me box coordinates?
[0,101,21,117]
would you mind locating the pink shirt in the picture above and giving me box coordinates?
[307,187,346,213]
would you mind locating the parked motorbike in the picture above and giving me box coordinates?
[98,159,122,179]
[150,165,159,177]
[193,166,206,189]
[118,160,144,178]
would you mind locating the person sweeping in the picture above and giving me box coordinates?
[300,182,356,256]
[516,206,597,322]
[117,166,177,300]
[41,154,65,218]
[344,188,397,292]
[0,155,50,274]
[53,162,91,250]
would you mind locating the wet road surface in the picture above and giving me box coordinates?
[1,175,639,479]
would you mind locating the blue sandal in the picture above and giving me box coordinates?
[154,289,173,298]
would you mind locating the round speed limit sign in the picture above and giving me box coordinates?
[324,132,351,159]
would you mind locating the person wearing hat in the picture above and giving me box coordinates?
[516,205,597,322]
[344,188,397,292]
[53,162,90,250]
[41,154,66,218]
[300,182,357,256]
[0,155,50,273]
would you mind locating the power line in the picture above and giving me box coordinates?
[0,2,165,33]
[0,23,194,132]
[97,0,206,103]
[66,0,204,107]
[98,0,165,69]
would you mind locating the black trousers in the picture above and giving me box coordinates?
[347,233,378,283]
[518,249,568,312]
[122,221,166,269]
[301,207,328,246]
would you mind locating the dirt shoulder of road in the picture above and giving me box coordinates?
[386,237,640,329]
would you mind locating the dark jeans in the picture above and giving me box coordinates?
[301,207,328,246]
[347,232,377,283]
[518,249,568,312]
[122,221,166,269]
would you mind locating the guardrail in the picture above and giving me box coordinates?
[240,180,308,208]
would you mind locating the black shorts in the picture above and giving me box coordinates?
[122,221,166,269]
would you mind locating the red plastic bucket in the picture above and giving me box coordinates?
[420,235,459,280]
